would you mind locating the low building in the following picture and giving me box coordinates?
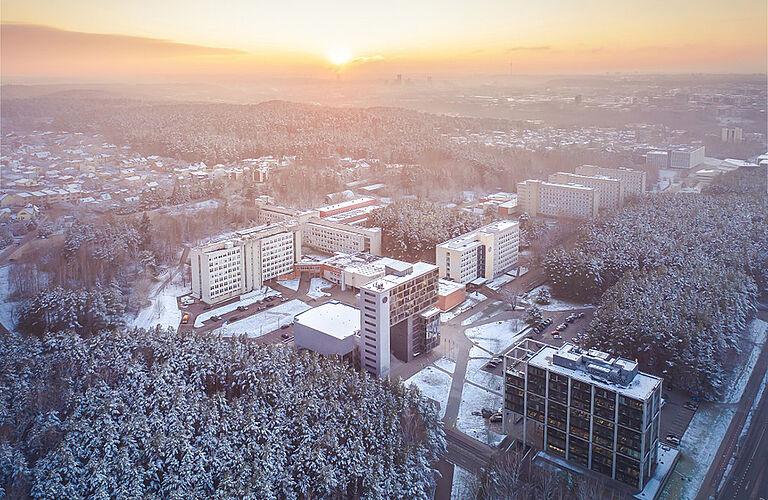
[504,340,662,492]
[436,220,519,284]
[438,279,466,312]
[293,300,360,364]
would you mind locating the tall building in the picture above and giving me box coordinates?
[575,165,647,196]
[647,146,705,169]
[358,262,440,377]
[721,127,743,144]
[645,151,669,169]
[517,179,600,219]
[504,340,662,491]
[548,172,625,211]
[191,221,302,304]
[436,220,519,284]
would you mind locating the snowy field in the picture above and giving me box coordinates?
[434,357,456,374]
[464,319,527,355]
[451,466,477,500]
[660,403,738,500]
[277,278,300,291]
[133,280,186,330]
[217,299,310,338]
[307,278,333,300]
[441,292,487,323]
[405,366,453,419]
[194,287,281,327]
[523,285,594,312]
[723,319,768,403]
[0,266,18,332]
[456,382,504,446]
[466,346,503,392]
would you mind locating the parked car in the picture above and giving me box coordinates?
[665,434,681,446]
[211,315,222,322]
[181,313,189,325]
[552,333,562,339]
[281,297,289,302]
[565,316,575,323]
[281,332,292,339]
[489,413,502,423]
[280,323,291,330]
[236,305,248,311]
[576,312,585,319]
[683,402,699,411]
[557,323,568,330]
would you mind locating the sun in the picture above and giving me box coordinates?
[327,47,353,66]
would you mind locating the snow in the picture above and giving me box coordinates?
[456,382,504,446]
[451,466,477,500]
[636,445,679,500]
[0,266,18,332]
[405,366,452,419]
[523,285,594,312]
[307,278,333,300]
[460,311,485,326]
[723,319,768,403]
[466,347,503,392]
[434,357,456,374]
[165,199,220,215]
[441,292,487,323]
[278,278,300,291]
[485,273,515,291]
[133,280,185,330]
[218,299,310,338]
[194,287,281,327]
[660,402,738,500]
[464,318,527,355]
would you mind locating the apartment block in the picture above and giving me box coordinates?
[646,146,705,169]
[504,340,662,491]
[190,221,302,304]
[358,262,440,377]
[575,165,647,196]
[436,220,519,284]
[517,179,599,219]
[548,172,625,211]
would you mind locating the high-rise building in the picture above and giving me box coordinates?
[575,165,647,196]
[190,221,302,304]
[358,262,440,377]
[548,172,625,211]
[504,340,662,491]
[436,220,519,284]
[721,127,743,144]
[517,179,600,219]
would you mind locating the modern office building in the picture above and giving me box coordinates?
[646,146,705,169]
[504,340,662,491]
[517,179,600,219]
[358,262,440,377]
[436,220,519,284]
[548,172,625,211]
[575,165,647,196]
[721,127,743,144]
[293,300,360,364]
[190,221,302,304]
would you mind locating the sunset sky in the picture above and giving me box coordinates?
[1,0,766,82]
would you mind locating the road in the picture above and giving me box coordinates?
[443,426,496,475]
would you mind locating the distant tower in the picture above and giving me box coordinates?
[396,74,402,85]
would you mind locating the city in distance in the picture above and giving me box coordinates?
[0,1,767,499]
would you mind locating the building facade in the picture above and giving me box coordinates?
[517,179,600,219]
[358,262,440,377]
[574,165,647,197]
[504,341,662,491]
[548,172,625,211]
[190,221,302,304]
[436,220,519,284]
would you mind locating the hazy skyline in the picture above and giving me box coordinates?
[1,0,766,82]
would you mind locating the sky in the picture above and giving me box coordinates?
[1,0,766,82]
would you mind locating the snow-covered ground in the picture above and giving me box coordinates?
[405,366,453,419]
[660,403,738,500]
[307,278,333,300]
[523,285,593,312]
[194,287,281,327]
[435,357,456,374]
[0,266,18,332]
[485,273,515,291]
[723,319,768,403]
[133,280,186,330]
[441,292,487,323]
[466,346,503,392]
[464,318,527,355]
[451,466,477,500]
[164,199,220,215]
[456,382,504,446]
[217,299,310,338]
[277,278,300,291]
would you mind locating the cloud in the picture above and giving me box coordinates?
[1,23,248,60]
[506,45,552,53]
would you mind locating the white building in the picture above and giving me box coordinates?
[436,220,519,284]
[517,179,599,219]
[575,165,647,196]
[548,172,625,211]
[190,221,302,304]
[293,301,360,364]
[645,151,669,169]
[358,262,440,377]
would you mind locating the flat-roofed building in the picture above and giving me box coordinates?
[359,262,440,377]
[575,165,647,196]
[293,300,360,364]
[517,179,599,219]
[190,221,302,305]
[436,220,519,284]
[504,340,662,491]
[303,219,382,256]
[548,172,625,211]
[316,197,377,218]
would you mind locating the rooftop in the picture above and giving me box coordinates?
[293,300,360,340]
[438,219,519,251]
[362,261,437,293]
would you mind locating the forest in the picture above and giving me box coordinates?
[0,327,445,499]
